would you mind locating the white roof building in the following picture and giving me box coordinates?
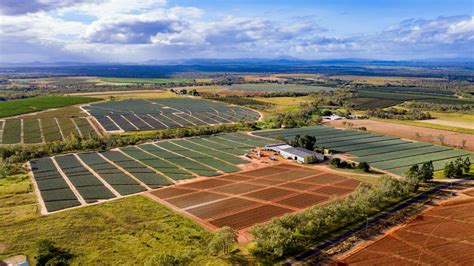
[264,144,324,164]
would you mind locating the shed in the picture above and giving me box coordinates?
[264,144,324,164]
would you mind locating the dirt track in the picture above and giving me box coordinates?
[328,119,474,151]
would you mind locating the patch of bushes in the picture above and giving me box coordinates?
[444,157,471,178]
[35,239,73,266]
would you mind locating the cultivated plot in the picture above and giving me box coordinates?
[29,132,270,213]
[0,106,99,145]
[148,163,362,233]
[83,98,261,132]
[253,126,473,177]
[339,191,474,265]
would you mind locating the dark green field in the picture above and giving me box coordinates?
[0,96,100,118]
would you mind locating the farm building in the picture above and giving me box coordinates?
[264,143,324,163]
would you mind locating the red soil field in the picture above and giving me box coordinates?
[148,163,362,239]
[339,192,474,265]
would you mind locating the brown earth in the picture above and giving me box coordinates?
[146,163,362,242]
[328,119,474,151]
[338,188,474,265]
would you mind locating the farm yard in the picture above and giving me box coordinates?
[84,98,261,132]
[230,84,336,92]
[148,163,362,234]
[339,188,474,265]
[0,106,98,145]
[253,126,474,177]
[29,132,273,213]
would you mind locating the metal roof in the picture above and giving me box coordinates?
[280,147,319,158]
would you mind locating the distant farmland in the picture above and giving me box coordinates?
[230,84,336,92]
[84,98,261,132]
[0,96,100,118]
[253,126,474,177]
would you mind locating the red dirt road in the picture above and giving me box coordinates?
[146,163,362,241]
[328,119,474,151]
[339,188,474,265]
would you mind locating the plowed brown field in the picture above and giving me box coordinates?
[339,189,474,265]
[147,163,362,238]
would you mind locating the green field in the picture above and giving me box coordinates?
[0,175,224,264]
[230,84,335,92]
[254,126,474,177]
[0,96,100,118]
[28,133,270,213]
[99,77,192,84]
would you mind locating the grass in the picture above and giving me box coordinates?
[0,174,225,265]
[0,96,100,118]
[98,77,193,85]
[254,96,313,118]
[231,84,335,93]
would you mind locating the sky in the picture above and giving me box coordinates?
[0,0,473,63]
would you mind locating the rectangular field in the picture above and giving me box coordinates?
[0,106,99,145]
[148,163,362,232]
[254,126,474,177]
[84,98,261,132]
[29,133,264,213]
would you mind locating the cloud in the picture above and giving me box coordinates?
[84,17,185,44]
[0,0,472,63]
[0,0,96,15]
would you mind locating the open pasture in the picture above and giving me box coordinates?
[253,126,473,177]
[84,98,260,132]
[339,190,474,265]
[230,83,335,93]
[148,163,362,233]
[29,132,271,213]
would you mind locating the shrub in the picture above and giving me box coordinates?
[35,239,73,266]
[357,162,370,172]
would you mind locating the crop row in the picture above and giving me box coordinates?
[1,117,97,145]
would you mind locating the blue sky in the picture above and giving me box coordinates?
[0,0,472,62]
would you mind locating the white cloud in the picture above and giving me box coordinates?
[0,0,472,62]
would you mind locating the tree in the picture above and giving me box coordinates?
[330,158,341,167]
[444,161,458,178]
[420,161,434,182]
[208,226,237,256]
[462,157,471,173]
[35,239,73,266]
[357,162,370,173]
[405,165,422,191]
[145,251,192,266]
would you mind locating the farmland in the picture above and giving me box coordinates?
[0,106,98,145]
[253,126,474,177]
[0,96,99,118]
[339,188,474,265]
[0,174,224,264]
[351,89,474,110]
[328,119,474,150]
[84,98,261,132]
[230,84,336,92]
[29,132,273,213]
[148,163,362,234]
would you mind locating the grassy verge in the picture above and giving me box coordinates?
[0,174,225,265]
[0,96,100,118]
